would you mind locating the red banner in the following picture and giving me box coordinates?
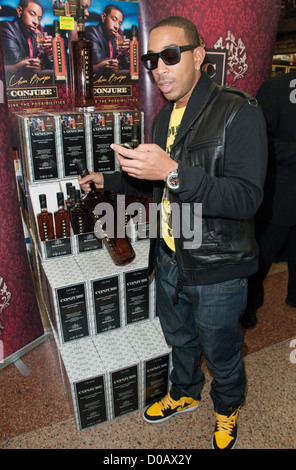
[138,0,282,140]
[0,34,43,362]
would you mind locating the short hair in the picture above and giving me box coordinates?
[150,16,201,46]
[18,0,43,10]
[103,4,123,17]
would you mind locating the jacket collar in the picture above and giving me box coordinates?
[154,72,218,151]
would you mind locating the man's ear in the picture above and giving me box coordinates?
[101,12,106,23]
[16,5,22,17]
[194,46,206,69]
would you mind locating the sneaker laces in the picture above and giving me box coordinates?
[159,393,179,411]
[215,407,240,434]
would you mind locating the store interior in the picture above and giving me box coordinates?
[1,262,296,449]
[1,0,296,451]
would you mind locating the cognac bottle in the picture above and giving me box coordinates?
[70,189,93,234]
[71,8,94,111]
[37,194,55,241]
[130,25,139,80]
[54,192,71,239]
[52,20,67,81]
[75,158,135,266]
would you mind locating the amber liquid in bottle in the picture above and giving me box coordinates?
[54,192,71,239]
[70,189,92,234]
[75,159,135,266]
[37,194,55,241]
[71,8,94,111]
[130,25,139,80]
[52,20,67,81]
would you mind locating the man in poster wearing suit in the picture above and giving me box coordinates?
[0,0,53,79]
[85,3,129,75]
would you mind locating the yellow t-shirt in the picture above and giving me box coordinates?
[161,104,185,251]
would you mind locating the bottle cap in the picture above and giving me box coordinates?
[70,185,76,199]
[132,25,137,37]
[74,158,89,177]
[57,192,64,207]
[76,8,85,23]
[54,20,59,33]
[39,194,47,208]
[66,182,72,196]
[74,189,81,203]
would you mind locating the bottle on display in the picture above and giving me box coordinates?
[37,194,55,242]
[74,158,135,266]
[65,182,73,209]
[66,184,76,211]
[131,122,140,148]
[52,20,67,81]
[130,25,139,80]
[70,189,93,234]
[71,8,94,111]
[54,192,71,239]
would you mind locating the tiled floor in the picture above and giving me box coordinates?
[1,264,296,450]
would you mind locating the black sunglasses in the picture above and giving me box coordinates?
[141,45,197,71]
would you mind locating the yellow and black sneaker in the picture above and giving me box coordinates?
[212,407,241,450]
[143,391,199,423]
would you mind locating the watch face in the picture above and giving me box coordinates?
[167,171,179,189]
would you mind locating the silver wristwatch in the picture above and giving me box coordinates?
[166,169,179,190]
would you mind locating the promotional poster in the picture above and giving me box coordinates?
[0,34,44,362]
[0,0,139,114]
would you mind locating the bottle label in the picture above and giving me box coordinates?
[55,42,64,73]
[81,49,92,98]
[62,218,67,237]
[42,220,49,240]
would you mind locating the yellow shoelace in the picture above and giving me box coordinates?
[215,408,240,434]
[159,393,180,410]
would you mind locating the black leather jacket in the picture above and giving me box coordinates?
[148,73,268,285]
[104,73,267,285]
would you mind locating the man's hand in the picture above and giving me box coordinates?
[111,143,178,181]
[78,172,104,193]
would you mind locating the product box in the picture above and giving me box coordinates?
[85,111,119,173]
[58,338,110,431]
[18,113,61,184]
[114,110,144,148]
[53,112,91,179]
[76,249,124,335]
[41,256,92,344]
[93,329,140,420]
[121,240,155,325]
[125,320,172,408]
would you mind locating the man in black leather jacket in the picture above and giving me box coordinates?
[79,16,267,449]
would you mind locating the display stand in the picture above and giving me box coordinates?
[15,105,171,432]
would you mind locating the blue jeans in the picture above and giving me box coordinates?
[155,243,247,414]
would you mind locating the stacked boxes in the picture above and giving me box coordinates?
[93,329,140,420]
[58,338,110,431]
[16,109,172,433]
[41,241,155,345]
[124,320,172,409]
[58,321,171,431]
